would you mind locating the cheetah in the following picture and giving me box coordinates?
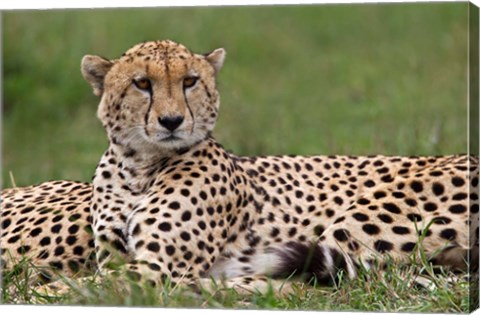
[1,39,478,294]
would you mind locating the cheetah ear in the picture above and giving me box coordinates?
[81,55,114,97]
[205,48,226,74]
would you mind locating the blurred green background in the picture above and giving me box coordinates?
[2,3,469,188]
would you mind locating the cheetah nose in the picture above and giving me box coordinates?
[158,115,184,131]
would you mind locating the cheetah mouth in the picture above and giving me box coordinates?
[160,134,182,142]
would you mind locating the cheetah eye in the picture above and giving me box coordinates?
[133,77,152,91]
[183,76,198,89]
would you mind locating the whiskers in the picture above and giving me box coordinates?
[111,121,213,154]
[120,125,152,149]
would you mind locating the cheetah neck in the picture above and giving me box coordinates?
[94,139,212,196]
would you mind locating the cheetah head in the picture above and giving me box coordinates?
[81,40,225,153]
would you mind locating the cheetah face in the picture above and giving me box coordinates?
[81,40,225,153]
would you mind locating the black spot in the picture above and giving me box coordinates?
[404,198,417,207]
[431,183,444,196]
[313,225,325,236]
[352,212,369,222]
[348,241,360,251]
[380,175,394,183]
[383,203,401,214]
[392,192,405,198]
[410,180,423,192]
[17,245,31,255]
[433,216,452,225]
[181,211,192,221]
[40,237,51,246]
[392,226,410,235]
[452,193,468,201]
[362,224,380,235]
[111,240,127,253]
[378,214,393,223]
[147,242,160,252]
[471,204,479,213]
[131,224,141,236]
[472,177,479,187]
[418,229,432,237]
[333,229,350,242]
[148,263,161,271]
[198,221,206,230]
[54,246,65,256]
[326,209,335,217]
[180,232,191,241]
[449,204,466,214]
[423,202,437,212]
[66,236,77,245]
[440,229,457,241]
[364,180,375,187]
[165,245,175,256]
[52,215,64,223]
[73,246,84,256]
[158,222,172,232]
[407,213,422,222]
[30,227,42,237]
[168,201,180,210]
[374,240,394,253]
[199,191,208,200]
[101,171,112,179]
[401,242,416,252]
[270,227,280,237]
[288,227,297,237]
[49,261,63,270]
[145,218,156,225]
[68,225,79,234]
[374,191,387,199]
[51,224,62,233]
[357,198,370,205]
[37,250,49,260]
[333,216,344,224]
[20,206,35,214]
[451,176,465,187]
[333,196,343,206]
[68,214,81,222]
[1,219,11,229]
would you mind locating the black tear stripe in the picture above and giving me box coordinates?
[143,64,154,134]
[183,90,195,134]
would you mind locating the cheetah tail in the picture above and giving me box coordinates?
[270,242,357,285]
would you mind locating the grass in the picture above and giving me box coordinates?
[1,2,474,312]
[0,249,472,312]
[2,3,469,187]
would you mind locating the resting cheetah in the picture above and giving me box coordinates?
[1,40,478,292]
